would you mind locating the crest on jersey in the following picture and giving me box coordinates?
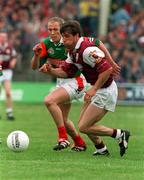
[47,48,54,54]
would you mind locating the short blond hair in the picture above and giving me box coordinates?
[48,17,64,27]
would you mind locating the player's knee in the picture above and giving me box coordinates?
[44,96,55,107]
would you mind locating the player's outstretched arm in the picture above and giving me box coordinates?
[39,63,68,78]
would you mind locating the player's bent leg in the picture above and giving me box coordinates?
[79,108,130,156]
[78,105,108,135]
[78,105,112,155]
[44,87,71,150]
[44,87,70,127]
[78,101,90,124]
[59,81,88,151]
[59,103,77,137]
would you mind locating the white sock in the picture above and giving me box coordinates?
[96,145,107,153]
[6,108,13,113]
[115,129,122,139]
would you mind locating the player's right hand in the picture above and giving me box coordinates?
[39,62,51,73]
[33,43,42,56]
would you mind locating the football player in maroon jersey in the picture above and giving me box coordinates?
[39,20,130,157]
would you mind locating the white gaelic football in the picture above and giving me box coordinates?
[7,130,29,152]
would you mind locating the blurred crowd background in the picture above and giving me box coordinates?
[0,0,144,83]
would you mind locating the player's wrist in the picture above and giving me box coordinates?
[109,60,116,66]
[34,53,40,57]
[93,86,98,92]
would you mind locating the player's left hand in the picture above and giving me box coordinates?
[111,62,121,76]
[84,87,96,102]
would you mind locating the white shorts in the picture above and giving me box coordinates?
[91,81,118,112]
[56,75,86,100]
[0,69,13,83]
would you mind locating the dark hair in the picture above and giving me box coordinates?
[48,17,65,27]
[60,20,82,37]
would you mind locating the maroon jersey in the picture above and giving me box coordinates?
[62,38,113,88]
[0,43,17,69]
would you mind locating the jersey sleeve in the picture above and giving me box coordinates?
[61,61,79,78]
[40,42,48,58]
[39,41,48,67]
[83,47,105,67]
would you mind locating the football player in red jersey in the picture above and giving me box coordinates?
[0,31,17,120]
[39,20,130,157]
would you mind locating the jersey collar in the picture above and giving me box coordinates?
[50,37,63,46]
[75,37,84,49]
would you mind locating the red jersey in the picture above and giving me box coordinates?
[62,37,113,88]
[0,43,17,69]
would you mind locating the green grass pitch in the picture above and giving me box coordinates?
[0,103,144,180]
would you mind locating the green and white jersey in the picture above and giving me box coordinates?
[39,37,67,67]
[39,37,86,97]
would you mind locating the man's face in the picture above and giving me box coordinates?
[48,21,61,43]
[0,32,8,44]
[61,32,78,50]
